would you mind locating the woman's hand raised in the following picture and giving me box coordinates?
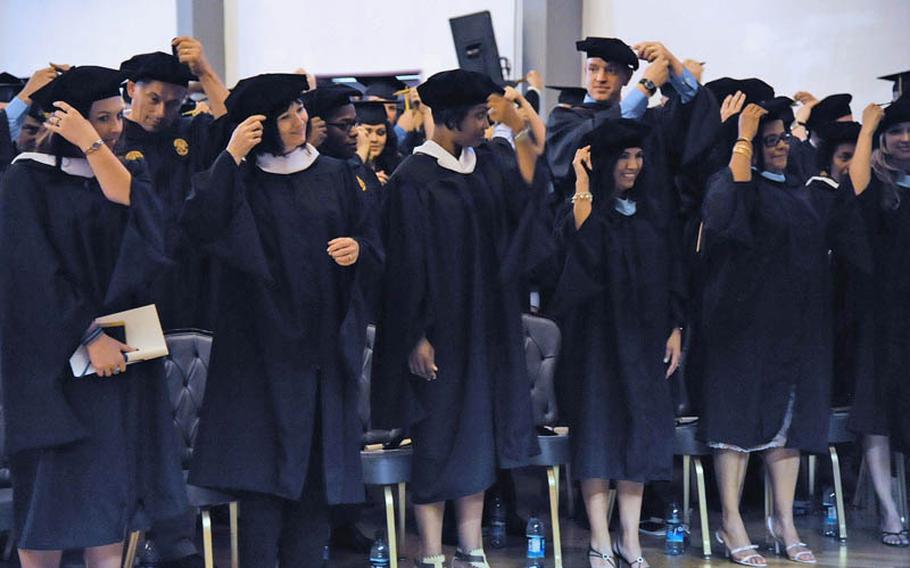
[227,115,266,165]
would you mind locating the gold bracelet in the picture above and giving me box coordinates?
[83,139,104,155]
[732,145,752,158]
[571,192,594,203]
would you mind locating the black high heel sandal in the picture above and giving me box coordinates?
[588,544,616,567]
[611,541,647,568]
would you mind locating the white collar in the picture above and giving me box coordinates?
[413,140,476,174]
[806,175,839,190]
[256,144,319,174]
[12,152,94,178]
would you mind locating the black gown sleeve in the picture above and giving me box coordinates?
[701,169,757,249]
[548,210,607,316]
[181,151,272,281]
[0,109,14,173]
[823,179,873,275]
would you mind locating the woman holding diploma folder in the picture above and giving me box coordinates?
[0,66,187,568]
[182,73,381,567]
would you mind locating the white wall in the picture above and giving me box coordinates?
[583,0,910,112]
[0,0,178,76]
[224,0,518,85]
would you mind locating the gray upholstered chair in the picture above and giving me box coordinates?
[124,330,238,568]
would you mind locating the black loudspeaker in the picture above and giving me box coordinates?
[449,11,503,82]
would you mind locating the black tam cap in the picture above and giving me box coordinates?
[417,69,503,110]
[879,70,910,100]
[356,75,407,101]
[354,100,389,125]
[581,118,651,156]
[806,94,852,131]
[815,121,861,172]
[705,77,775,106]
[120,51,196,87]
[0,72,24,103]
[302,84,360,120]
[759,96,795,127]
[225,73,310,121]
[547,85,587,107]
[30,66,125,117]
[576,37,638,71]
[879,95,910,133]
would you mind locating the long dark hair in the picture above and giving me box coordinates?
[589,146,645,206]
[372,118,402,173]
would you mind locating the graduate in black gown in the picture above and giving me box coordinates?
[183,73,381,567]
[789,93,853,184]
[371,69,550,568]
[116,44,230,333]
[354,99,402,185]
[304,84,383,194]
[0,72,24,171]
[550,119,683,568]
[700,99,870,565]
[0,66,186,568]
[841,98,910,547]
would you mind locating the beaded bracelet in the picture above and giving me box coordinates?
[571,192,594,204]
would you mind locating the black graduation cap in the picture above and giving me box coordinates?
[30,66,125,117]
[225,73,310,121]
[879,70,910,99]
[879,94,910,133]
[704,77,775,106]
[575,37,639,71]
[354,100,389,125]
[581,118,651,156]
[814,120,861,145]
[806,94,852,131]
[759,96,795,127]
[302,84,361,119]
[120,51,196,87]
[547,85,587,107]
[417,69,503,110]
[356,75,407,101]
[0,71,24,103]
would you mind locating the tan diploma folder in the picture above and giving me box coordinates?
[69,305,169,378]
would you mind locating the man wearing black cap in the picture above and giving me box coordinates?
[116,38,229,568]
[546,37,716,206]
[304,84,383,195]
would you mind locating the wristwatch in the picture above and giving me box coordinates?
[638,78,657,96]
[83,139,104,155]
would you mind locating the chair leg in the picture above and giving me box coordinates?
[807,454,817,500]
[564,462,576,519]
[546,466,563,568]
[3,533,15,561]
[829,446,847,541]
[764,467,773,523]
[853,456,868,509]
[229,501,239,568]
[606,488,616,528]
[397,482,407,556]
[201,509,215,568]
[384,485,399,568]
[683,455,691,526]
[894,451,908,528]
[693,457,712,557]
[122,530,141,568]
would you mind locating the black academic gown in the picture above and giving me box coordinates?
[787,138,816,185]
[843,175,910,448]
[184,150,381,505]
[0,109,14,173]
[371,143,551,504]
[546,101,619,203]
[699,169,869,453]
[550,173,684,482]
[0,157,187,549]
[116,114,229,331]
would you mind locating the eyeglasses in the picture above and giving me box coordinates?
[326,120,358,132]
[761,132,792,148]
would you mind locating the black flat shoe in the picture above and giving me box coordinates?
[330,523,374,553]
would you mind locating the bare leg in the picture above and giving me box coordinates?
[714,449,765,565]
[616,480,648,567]
[17,549,62,568]
[765,447,814,562]
[415,501,446,558]
[864,434,907,545]
[454,491,485,554]
[84,543,124,568]
[581,478,613,566]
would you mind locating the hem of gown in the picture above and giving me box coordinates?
[409,474,497,506]
[572,470,673,484]
[708,388,796,453]
[16,533,124,552]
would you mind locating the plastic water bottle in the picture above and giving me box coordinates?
[664,502,686,555]
[369,531,390,567]
[526,514,545,567]
[822,487,838,537]
[321,542,330,566]
[490,495,507,549]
